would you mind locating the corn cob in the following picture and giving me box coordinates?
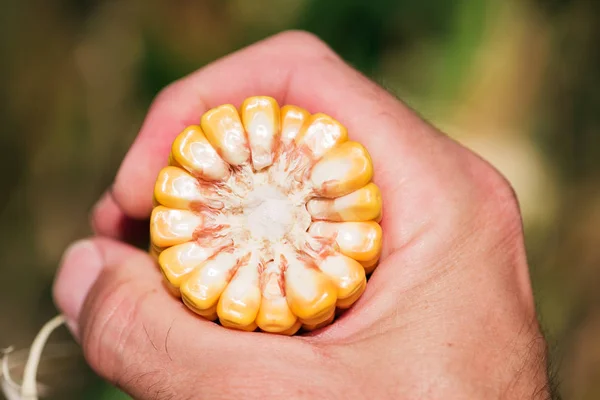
[151,96,383,334]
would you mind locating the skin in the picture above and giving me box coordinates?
[53,31,552,399]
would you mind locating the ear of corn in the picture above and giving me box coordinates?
[150,96,383,335]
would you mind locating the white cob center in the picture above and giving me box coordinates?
[244,184,294,240]
[221,169,312,254]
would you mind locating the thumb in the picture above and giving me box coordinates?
[53,237,224,397]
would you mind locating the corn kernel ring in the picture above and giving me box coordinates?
[150,96,383,335]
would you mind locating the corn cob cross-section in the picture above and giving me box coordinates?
[150,96,383,335]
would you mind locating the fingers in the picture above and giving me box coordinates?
[90,190,149,244]
[93,30,464,250]
[53,240,105,332]
[53,236,218,396]
[53,236,343,399]
[53,236,181,336]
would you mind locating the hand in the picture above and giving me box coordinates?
[53,31,551,399]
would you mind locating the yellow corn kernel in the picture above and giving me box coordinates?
[255,261,299,333]
[158,242,216,288]
[284,255,337,323]
[150,206,203,248]
[168,152,183,168]
[256,297,298,333]
[295,113,348,159]
[317,253,367,306]
[221,320,258,332]
[154,166,223,210]
[310,141,373,198]
[309,221,383,263]
[149,243,161,260]
[182,300,218,321]
[374,210,383,223]
[336,279,367,309]
[164,280,182,298]
[151,241,165,254]
[360,258,380,275]
[306,182,382,222]
[217,259,261,331]
[301,309,335,331]
[171,125,230,181]
[241,96,281,171]
[180,252,238,316]
[280,105,310,144]
[277,320,302,335]
[201,104,250,166]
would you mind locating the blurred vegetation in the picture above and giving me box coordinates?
[1,0,599,398]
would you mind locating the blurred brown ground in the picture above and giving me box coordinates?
[0,0,598,398]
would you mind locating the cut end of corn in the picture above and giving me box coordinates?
[150,96,383,335]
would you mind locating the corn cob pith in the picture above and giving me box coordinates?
[150,96,383,335]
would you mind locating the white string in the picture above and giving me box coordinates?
[1,314,66,400]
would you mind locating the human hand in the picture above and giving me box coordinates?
[53,31,551,399]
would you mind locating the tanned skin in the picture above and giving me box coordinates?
[54,31,554,400]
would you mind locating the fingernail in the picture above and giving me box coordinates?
[53,240,104,332]
[65,318,80,342]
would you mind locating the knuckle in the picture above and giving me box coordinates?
[266,30,338,59]
[482,165,520,213]
[152,80,184,107]
[473,160,524,233]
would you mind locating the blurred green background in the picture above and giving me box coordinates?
[1,0,599,398]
